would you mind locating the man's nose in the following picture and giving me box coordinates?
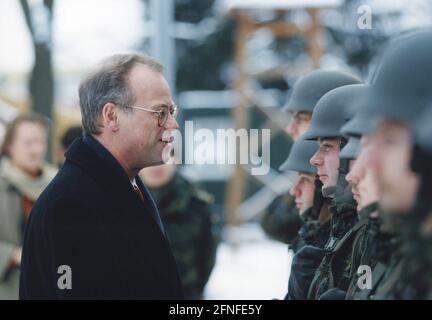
[289,186,296,197]
[290,181,301,197]
[165,114,179,130]
[346,159,364,184]
[310,150,322,167]
[346,171,355,184]
[286,121,298,139]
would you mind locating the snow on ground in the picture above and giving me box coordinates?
[204,223,293,300]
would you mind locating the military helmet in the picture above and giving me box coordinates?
[302,84,367,140]
[339,85,373,138]
[279,137,318,174]
[360,29,432,128]
[410,106,432,206]
[283,70,361,114]
[413,106,432,154]
[339,137,360,160]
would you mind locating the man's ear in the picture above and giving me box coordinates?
[101,103,120,132]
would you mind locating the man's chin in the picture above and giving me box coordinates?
[381,197,411,215]
[322,182,332,189]
[322,178,338,189]
[140,155,164,169]
[158,142,173,160]
[318,176,327,184]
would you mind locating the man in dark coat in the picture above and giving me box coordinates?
[19,53,184,299]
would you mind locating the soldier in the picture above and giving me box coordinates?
[400,107,432,299]
[139,161,219,300]
[283,70,362,140]
[286,82,366,300]
[261,70,361,245]
[341,135,382,299]
[340,101,387,300]
[304,84,374,300]
[343,29,432,299]
[57,126,83,167]
[279,137,331,253]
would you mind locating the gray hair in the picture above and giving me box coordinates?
[79,53,163,135]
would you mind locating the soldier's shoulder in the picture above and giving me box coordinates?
[176,173,215,205]
[194,189,215,205]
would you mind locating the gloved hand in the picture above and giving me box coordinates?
[319,288,347,300]
[285,245,325,300]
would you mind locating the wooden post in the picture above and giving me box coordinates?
[225,7,324,226]
[225,11,251,226]
[306,8,322,68]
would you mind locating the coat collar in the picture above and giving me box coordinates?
[64,135,165,237]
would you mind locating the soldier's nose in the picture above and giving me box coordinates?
[286,122,297,138]
[310,151,321,166]
[289,186,296,197]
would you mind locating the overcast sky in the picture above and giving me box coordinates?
[0,0,145,74]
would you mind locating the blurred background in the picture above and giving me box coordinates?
[1,0,432,299]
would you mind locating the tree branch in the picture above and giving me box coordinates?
[19,0,34,37]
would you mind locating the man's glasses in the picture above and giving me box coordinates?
[125,104,178,127]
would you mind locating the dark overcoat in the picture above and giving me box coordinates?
[19,135,183,299]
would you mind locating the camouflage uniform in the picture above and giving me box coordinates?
[264,69,362,246]
[344,203,382,299]
[290,209,331,253]
[148,172,220,299]
[369,233,406,300]
[373,213,432,300]
[299,84,366,299]
[351,211,408,300]
[393,231,432,299]
[290,181,331,254]
[260,193,303,245]
[307,191,358,299]
[387,108,432,300]
[342,30,432,300]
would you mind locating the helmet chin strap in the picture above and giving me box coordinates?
[322,185,336,199]
[320,137,348,200]
[309,176,325,221]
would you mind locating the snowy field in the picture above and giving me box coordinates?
[204,223,293,300]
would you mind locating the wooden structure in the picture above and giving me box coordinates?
[220,0,342,225]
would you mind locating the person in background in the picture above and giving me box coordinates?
[139,158,219,299]
[0,113,57,299]
[0,101,18,147]
[57,126,83,167]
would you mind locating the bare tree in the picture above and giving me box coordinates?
[19,0,55,158]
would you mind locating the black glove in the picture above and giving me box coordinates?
[285,245,325,300]
[319,288,347,300]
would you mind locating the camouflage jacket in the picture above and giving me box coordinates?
[364,204,430,300]
[393,233,432,299]
[260,193,303,244]
[373,212,432,300]
[148,173,220,299]
[370,240,404,300]
[344,203,381,299]
[290,207,331,254]
[349,227,396,300]
[306,194,359,299]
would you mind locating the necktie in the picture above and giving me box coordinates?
[131,179,166,237]
[132,182,144,201]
